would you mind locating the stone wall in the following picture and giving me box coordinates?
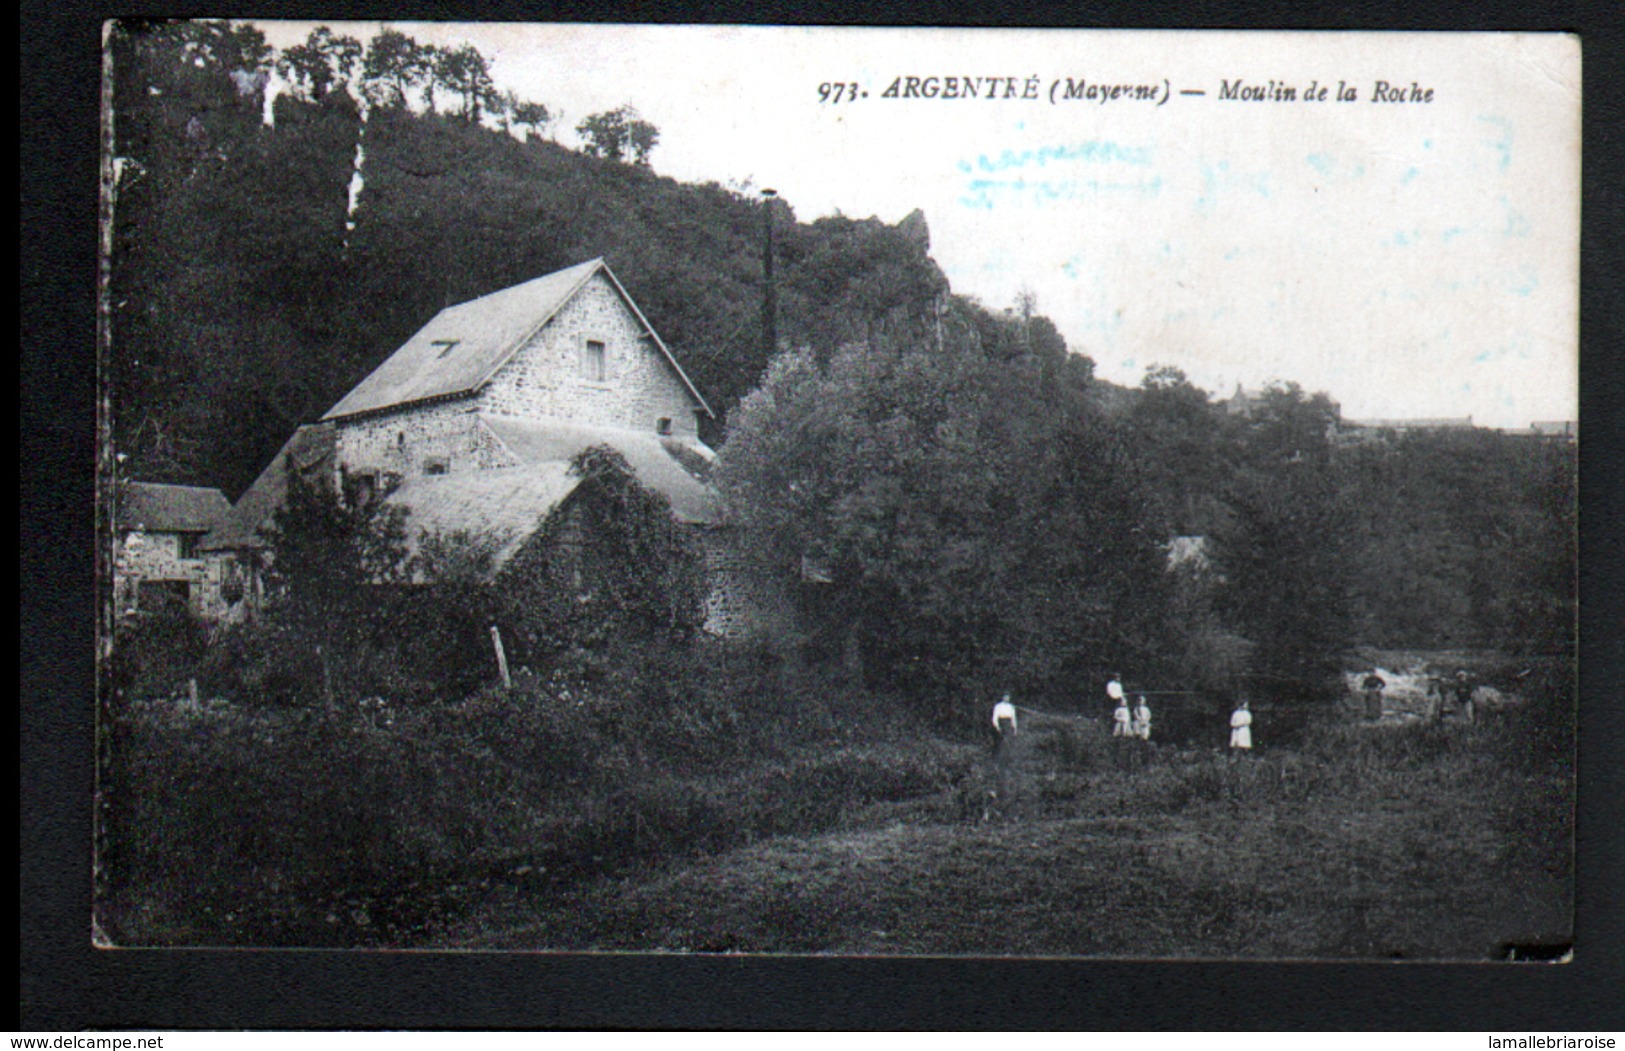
[335,403,518,480]
[115,530,215,618]
[478,272,703,438]
[699,528,798,640]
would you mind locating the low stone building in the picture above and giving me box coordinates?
[203,257,790,638]
[114,482,232,620]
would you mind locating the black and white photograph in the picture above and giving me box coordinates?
[94,23,1580,960]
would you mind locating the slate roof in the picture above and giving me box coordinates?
[121,482,230,534]
[322,258,713,422]
[200,423,336,551]
[479,414,720,525]
[384,464,579,571]
[382,416,721,575]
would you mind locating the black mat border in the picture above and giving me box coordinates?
[21,0,1625,1031]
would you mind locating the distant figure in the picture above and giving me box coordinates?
[1229,700,1253,756]
[1453,669,1476,724]
[992,694,1018,736]
[1361,671,1387,720]
[1425,676,1447,721]
[1133,695,1153,741]
[1112,695,1133,738]
[1106,673,1126,708]
[992,694,1018,755]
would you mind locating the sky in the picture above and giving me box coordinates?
[252,24,1580,428]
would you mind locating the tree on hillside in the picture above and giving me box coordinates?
[1129,365,1228,535]
[576,106,660,165]
[433,43,500,123]
[502,92,556,140]
[276,26,361,101]
[1212,383,1353,695]
[359,28,433,109]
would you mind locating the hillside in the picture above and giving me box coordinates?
[107,23,1055,498]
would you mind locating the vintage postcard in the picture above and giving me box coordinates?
[96,24,1579,959]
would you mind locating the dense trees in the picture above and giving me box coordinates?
[714,303,1163,711]
[576,106,660,165]
[107,22,947,498]
[107,21,1577,711]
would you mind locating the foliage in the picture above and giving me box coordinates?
[1210,384,1353,695]
[109,590,211,700]
[575,105,660,165]
[715,312,1167,710]
[496,446,706,665]
[432,43,500,122]
[276,26,361,101]
[255,459,412,704]
[359,28,433,109]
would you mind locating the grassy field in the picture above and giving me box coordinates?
[454,690,1574,959]
[101,649,1572,958]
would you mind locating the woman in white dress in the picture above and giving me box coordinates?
[1112,697,1133,738]
[1229,700,1253,756]
[1133,696,1153,741]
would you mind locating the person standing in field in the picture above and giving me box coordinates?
[1112,693,1133,738]
[992,693,1018,736]
[991,693,1019,755]
[1360,671,1387,720]
[1133,695,1153,742]
[1106,672,1125,709]
[1453,669,1476,724]
[1229,700,1253,758]
[1425,675,1447,722]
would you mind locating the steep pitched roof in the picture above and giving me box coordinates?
[121,482,230,534]
[322,258,713,422]
[479,414,719,525]
[200,423,336,551]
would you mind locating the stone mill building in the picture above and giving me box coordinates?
[199,257,784,637]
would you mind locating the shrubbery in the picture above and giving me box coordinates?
[97,628,953,946]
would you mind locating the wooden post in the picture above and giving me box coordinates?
[490,625,512,689]
[187,678,199,707]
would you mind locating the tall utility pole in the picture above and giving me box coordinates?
[761,188,778,361]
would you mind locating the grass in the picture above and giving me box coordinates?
[100,650,1574,958]
[455,698,1573,958]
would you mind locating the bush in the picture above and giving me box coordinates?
[98,697,555,947]
[110,596,209,700]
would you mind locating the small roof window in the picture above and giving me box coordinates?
[432,339,461,359]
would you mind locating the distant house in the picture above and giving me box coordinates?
[203,257,788,638]
[114,482,231,620]
[1223,384,1268,418]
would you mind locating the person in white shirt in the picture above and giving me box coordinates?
[1106,673,1125,706]
[1133,696,1153,741]
[1229,700,1253,756]
[992,694,1018,737]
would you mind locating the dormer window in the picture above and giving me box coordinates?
[582,339,607,382]
[432,339,460,359]
[656,417,673,436]
[423,455,449,476]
